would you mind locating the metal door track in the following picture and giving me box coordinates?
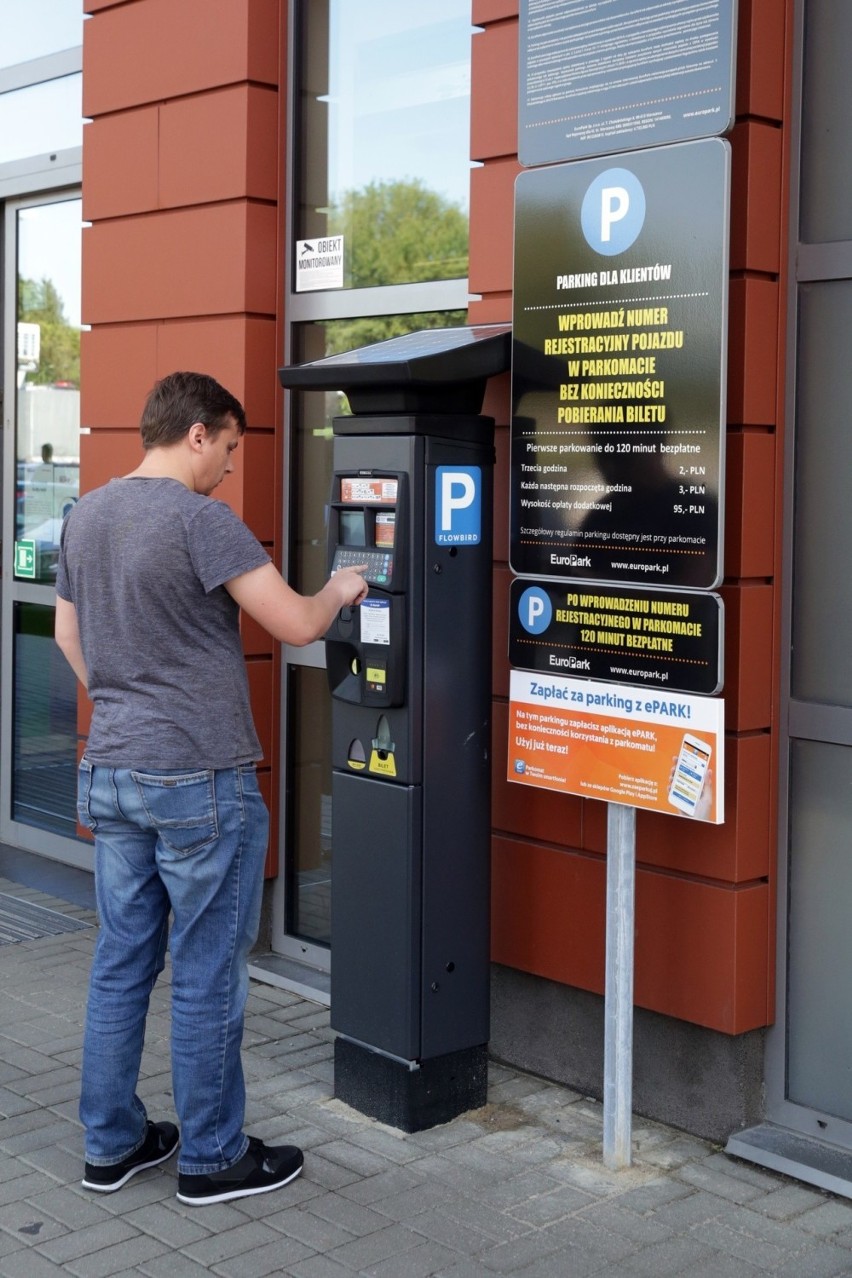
[727,1123,852,1200]
[0,893,91,946]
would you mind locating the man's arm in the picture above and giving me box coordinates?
[54,596,89,687]
[225,562,369,646]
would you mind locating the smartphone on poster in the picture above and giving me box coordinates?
[667,733,712,817]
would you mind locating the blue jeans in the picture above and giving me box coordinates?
[77,758,268,1174]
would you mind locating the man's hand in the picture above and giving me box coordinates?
[54,596,89,688]
[328,565,370,608]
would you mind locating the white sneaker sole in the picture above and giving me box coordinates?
[176,1161,303,1206]
[82,1141,179,1193]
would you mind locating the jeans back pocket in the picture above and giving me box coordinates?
[76,759,98,833]
[131,770,219,857]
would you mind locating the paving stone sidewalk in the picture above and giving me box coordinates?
[1,874,852,1278]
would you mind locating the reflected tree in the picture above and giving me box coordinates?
[325,178,468,355]
[18,276,80,386]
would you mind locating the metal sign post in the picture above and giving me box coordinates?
[603,801,636,1169]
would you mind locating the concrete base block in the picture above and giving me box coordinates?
[490,964,765,1143]
[334,1037,488,1132]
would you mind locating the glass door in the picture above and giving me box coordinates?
[0,192,87,866]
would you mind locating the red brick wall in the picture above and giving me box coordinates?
[80,0,285,871]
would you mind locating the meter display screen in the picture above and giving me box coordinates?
[340,510,367,546]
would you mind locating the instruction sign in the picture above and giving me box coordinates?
[510,138,729,590]
[359,598,391,646]
[519,0,737,167]
[508,669,724,822]
[510,579,722,695]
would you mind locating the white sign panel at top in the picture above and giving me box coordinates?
[295,236,345,292]
[518,0,738,167]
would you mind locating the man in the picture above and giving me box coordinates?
[54,371,368,1206]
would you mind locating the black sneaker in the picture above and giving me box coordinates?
[82,1120,179,1193]
[176,1137,304,1206]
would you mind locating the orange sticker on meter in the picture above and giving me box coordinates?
[340,478,398,504]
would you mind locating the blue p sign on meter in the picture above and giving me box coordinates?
[435,466,481,545]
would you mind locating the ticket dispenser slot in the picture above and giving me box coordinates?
[325,471,407,708]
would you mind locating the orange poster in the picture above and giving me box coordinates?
[508,671,724,823]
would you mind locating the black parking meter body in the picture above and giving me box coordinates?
[279,326,510,1130]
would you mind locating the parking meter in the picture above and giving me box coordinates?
[280,325,510,1130]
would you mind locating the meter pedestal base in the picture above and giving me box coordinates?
[334,1036,488,1132]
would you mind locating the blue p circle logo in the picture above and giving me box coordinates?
[519,586,552,634]
[581,168,646,257]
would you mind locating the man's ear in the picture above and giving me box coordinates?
[189,423,207,450]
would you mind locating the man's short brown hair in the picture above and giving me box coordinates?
[139,372,247,449]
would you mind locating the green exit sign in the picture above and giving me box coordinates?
[14,540,36,578]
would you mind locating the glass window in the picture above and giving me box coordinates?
[0,75,83,165]
[287,665,334,944]
[12,602,79,838]
[14,198,82,585]
[0,0,83,68]
[799,0,852,244]
[787,739,852,1120]
[296,0,473,289]
[285,310,464,951]
[281,2,473,966]
[791,280,852,706]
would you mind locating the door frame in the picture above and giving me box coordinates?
[268,0,471,981]
[762,0,852,1152]
[0,178,88,868]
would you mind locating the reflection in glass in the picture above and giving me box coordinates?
[297,0,472,289]
[0,75,83,165]
[15,199,82,585]
[286,665,334,945]
[13,603,79,839]
[290,311,465,597]
[0,0,83,68]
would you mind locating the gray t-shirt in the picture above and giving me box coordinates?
[56,477,271,769]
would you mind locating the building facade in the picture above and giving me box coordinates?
[3,0,850,1190]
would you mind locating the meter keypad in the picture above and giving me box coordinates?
[333,548,394,585]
